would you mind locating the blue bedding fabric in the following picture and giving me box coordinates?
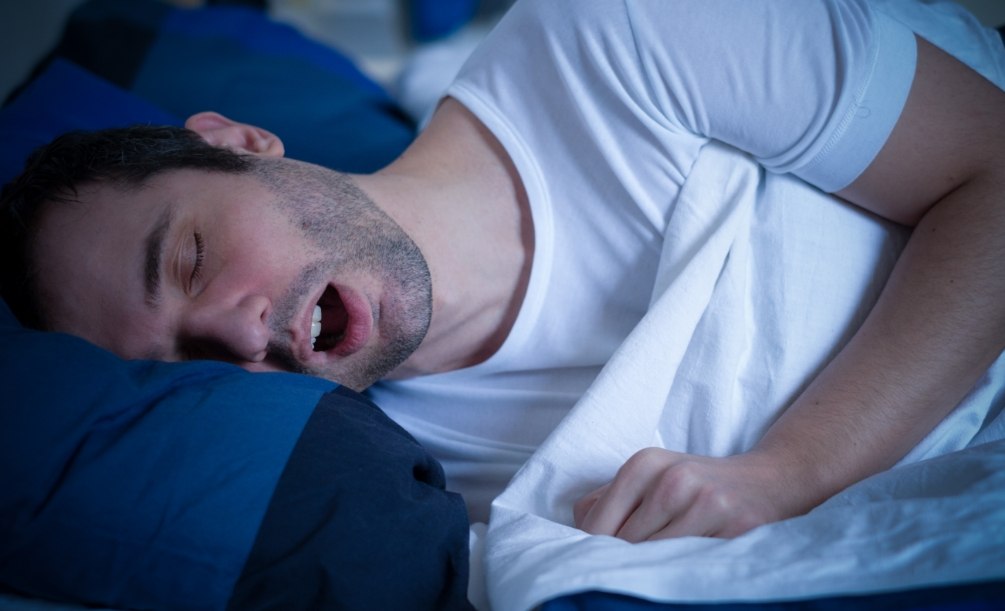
[0,299,470,609]
[9,0,414,174]
[1,1,471,608]
[543,580,1005,611]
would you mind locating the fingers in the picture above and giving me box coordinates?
[573,448,778,542]
[574,478,643,537]
[628,483,752,541]
[614,470,705,541]
[574,448,678,538]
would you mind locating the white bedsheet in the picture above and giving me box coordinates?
[475,5,1005,602]
[477,139,1005,610]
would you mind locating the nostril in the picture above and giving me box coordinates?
[181,295,272,364]
[242,294,271,324]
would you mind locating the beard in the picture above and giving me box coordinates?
[252,157,432,389]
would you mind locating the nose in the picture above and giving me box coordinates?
[180,294,271,363]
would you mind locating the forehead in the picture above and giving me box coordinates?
[37,180,159,249]
[33,170,204,277]
[34,167,271,257]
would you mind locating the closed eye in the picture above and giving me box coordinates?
[190,231,205,289]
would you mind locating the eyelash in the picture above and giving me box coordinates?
[191,232,205,285]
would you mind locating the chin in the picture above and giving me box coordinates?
[314,347,413,392]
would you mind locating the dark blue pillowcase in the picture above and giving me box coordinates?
[0,299,472,609]
[0,298,333,607]
[0,58,182,188]
[1,0,416,186]
[230,385,472,610]
[41,0,415,174]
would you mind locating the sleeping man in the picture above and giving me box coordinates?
[2,0,1004,536]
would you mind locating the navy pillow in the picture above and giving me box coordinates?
[0,299,471,608]
[0,58,181,188]
[39,0,415,173]
[229,386,472,610]
[0,296,327,607]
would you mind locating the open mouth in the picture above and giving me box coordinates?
[311,285,349,352]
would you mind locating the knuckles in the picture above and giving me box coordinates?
[575,448,781,540]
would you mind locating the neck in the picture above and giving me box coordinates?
[354,98,533,377]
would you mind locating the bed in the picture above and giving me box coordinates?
[1,0,1003,609]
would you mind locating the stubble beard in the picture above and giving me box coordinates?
[254,158,432,389]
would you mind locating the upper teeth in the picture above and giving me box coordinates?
[311,305,322,347]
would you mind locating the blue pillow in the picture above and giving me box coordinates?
[0,298,471,608]
[41,0,415,173]
[0,58,181,188]
[0,296,327,606]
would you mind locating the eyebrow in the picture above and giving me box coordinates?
[143,207,174,308]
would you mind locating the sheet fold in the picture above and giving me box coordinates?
[483,116,1005,611]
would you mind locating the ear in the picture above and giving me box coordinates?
[184,111,285,157]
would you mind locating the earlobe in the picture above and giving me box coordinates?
[185,111,285,157]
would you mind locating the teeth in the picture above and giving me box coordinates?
[311,305,322,348]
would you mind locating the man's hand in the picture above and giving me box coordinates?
[573,447,814,541]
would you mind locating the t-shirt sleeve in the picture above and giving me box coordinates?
[624,0,917,193]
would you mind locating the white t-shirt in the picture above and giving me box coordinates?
[369,0,919,523]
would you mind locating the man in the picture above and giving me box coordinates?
[2,0,1004,537]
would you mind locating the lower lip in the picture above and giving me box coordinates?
[331,286,373,357]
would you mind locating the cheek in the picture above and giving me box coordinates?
[230,208,319,257]
[40,277,161,360]
[212,244,315,300]
[33,242,128,334]
[210,209,329,292]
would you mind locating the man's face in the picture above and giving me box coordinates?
[31,158,432,390]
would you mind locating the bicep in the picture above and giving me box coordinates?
[836,36,1005,226]
[634,0,914,193]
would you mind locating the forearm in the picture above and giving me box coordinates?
[576,37,1005,542]
[753,172,1005,509]
[574,191,1004,539]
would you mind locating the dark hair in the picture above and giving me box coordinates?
[0,125,253,329]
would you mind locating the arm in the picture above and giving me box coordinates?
[575,37,1005,541]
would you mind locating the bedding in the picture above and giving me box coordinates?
[0,298,471,609]
[541,580,1005,611]
[476,3,1005,604]
[10,0,415,174]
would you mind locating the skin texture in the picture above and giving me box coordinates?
[28,31,1005,540]
[33,154,433,392]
